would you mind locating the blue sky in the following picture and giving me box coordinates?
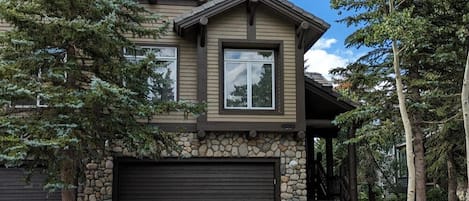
[290,0,363,79]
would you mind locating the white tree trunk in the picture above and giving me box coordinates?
[461,49,469,201]
[392,41,416,201]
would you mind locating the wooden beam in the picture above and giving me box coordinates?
[325,138,333,177]
[199,16,208,47]
[306,119,335,128]
[306,134,315,200]
[247,0,259,26]
[196,16,208,128]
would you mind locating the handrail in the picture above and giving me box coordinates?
[315,160,328,199]
[340,176,350,201]
[338,160,350,201]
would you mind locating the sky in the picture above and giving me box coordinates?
[290,0,364,80]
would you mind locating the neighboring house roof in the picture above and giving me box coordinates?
[173,0,330,50]
[305,72,356,111]
[305,72,333,88]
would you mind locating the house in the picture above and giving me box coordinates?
[0,0,357,201]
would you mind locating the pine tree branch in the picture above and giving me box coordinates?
[420,113,460,124]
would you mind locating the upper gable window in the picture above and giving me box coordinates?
[124,46,178,102]
[224,49,275,110]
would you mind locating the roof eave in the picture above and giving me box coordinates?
[305,76,357,111]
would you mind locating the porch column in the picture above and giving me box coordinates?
[306,134,315,201]
[325,137,333,178]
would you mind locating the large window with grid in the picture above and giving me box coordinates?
[124,46,178,102]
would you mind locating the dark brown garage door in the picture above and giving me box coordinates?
[115,159,279,201]
[0,168,61,201]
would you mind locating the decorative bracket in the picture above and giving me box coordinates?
[296,21,310,49]
[296,131,306,140]
[197,130,206,140]
[199,16,208,47]
[246,130,258,140]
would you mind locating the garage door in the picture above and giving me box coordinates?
[0,168,61,201]
[115,159,279,201]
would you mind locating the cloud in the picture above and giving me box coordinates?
[311,38,337,50]
[304,38,353,80]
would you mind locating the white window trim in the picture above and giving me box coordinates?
[224,49,275,110]
[123,46,178,102]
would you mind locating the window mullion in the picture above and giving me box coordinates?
[224,61,228,109]
[271,61,275,109]
[247,62,252,109]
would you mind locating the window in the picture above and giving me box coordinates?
[224,49,275,110]
[124,46,178,102]
[12,68,48,108]
[12,48,67,108]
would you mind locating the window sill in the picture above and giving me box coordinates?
[219,108,283,115]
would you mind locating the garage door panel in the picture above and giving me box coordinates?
[117,160,277,201]
[0,168,61,201]
[120,193,273,201]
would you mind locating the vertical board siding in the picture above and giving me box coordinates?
[136,4,198,123]
[206,5,297,123]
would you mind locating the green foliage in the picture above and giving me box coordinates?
[0,0,204,191]
[331,0,469,198]
[427,187,448,201]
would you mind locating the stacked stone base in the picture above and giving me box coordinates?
[78,132,307,201]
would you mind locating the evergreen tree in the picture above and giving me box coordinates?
[0,1,203,200]
[331,0,469,200]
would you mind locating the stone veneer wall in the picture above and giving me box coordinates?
[77,132,307,201]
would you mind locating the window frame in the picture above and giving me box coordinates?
[223,49,276,110]
[12,48,68,108]
[219,39,284,115]
[123,45,179,102]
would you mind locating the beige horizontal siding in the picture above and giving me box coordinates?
[132,4,198,124]
[0,5,197,124]
[255,5,297,122]
[0,19,10,32]
[205,5,297,123]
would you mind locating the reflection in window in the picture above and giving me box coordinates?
[124,46,178,102]
[224,49,275,110]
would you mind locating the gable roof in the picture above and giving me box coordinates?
[173,0,330,50]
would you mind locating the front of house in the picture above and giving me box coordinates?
[104,1,327,201]
[0,1,358,201]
